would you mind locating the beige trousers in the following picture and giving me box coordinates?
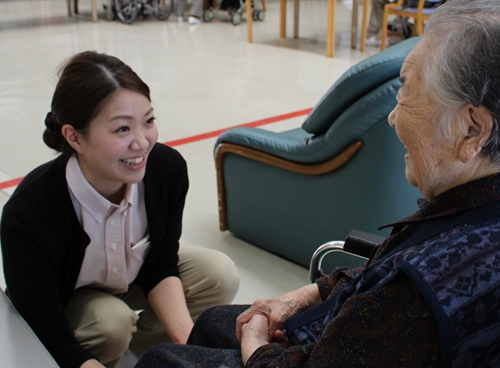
[368,0,392,36]
[64,246,240,368]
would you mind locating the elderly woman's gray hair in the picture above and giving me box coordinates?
[422,0,500,162]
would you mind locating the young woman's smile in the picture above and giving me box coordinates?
[65,88,159,201]
[119,155,146,166]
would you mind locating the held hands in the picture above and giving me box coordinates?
[240,315,271,365]
[235,283,322,343]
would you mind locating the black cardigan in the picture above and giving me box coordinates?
[1,143,189,368]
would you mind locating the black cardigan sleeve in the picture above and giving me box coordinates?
[1,159,97,368]
[136,143,189,296]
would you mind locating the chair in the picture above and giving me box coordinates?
[359,0,371,51]
[380,0,444,50]
[308,229,384,283]
[67,0,98,22]
[214,37,422,268]
[244,0,267,43]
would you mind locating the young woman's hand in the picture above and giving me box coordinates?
[235,283,322,343]
[80,359,105,368]
[148,276,194,344]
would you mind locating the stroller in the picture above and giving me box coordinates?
[202,0,265,25]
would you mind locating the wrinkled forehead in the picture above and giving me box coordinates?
[401,36,435,78]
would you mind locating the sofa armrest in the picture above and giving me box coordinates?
[215,127,312,161]
[215,141,362,231]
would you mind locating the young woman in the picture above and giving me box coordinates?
[0,51,240,368]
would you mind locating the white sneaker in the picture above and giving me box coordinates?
[178,15,186,22]
[188,15,201,24]
[365,35,389,47]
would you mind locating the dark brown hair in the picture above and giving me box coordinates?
[43,51,151,156]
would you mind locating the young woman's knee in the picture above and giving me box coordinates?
[68,292,139,363]
[97,308,139,345]
[178,247,240,311]
[205,251,240,305]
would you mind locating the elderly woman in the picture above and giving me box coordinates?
[135,0,500,366]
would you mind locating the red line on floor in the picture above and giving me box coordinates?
[0,108,312,191]
[0,178,23,191]
[164,108,312,147]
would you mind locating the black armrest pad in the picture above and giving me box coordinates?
[343,230,386,259]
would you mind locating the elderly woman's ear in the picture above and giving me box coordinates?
[458,105,494,163]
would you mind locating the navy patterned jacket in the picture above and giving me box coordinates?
[248,174,500,368]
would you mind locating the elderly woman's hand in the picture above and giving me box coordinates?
[236,283,322,343]
[241,314,270,365]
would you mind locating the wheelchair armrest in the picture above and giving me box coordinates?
[309,241,345,283]
[308,230,386,283]
[343,229,386,259]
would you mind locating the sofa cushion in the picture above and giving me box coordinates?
[302,37,420,135]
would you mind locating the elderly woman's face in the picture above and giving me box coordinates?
[388,40,463,199]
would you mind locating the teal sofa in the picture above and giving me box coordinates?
[214,37,422,268]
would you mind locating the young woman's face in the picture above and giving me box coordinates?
[74,89,159,200]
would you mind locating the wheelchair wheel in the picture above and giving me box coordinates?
[115,0,140,23]
[252,9,258,20]
[152,0,174,20]
[203,8,215,22]
[231,10,242,25]
[252,9,264,21]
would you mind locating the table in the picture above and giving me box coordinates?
[278,0,337,57]
[246,0,371,57]
[67,0,98,22]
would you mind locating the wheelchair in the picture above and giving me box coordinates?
[115,0,175,24]
[202,0,265,26]
[309,230,385,283]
